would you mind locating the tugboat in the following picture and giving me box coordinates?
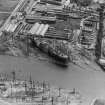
[32,38,69,67]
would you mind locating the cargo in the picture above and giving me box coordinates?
[26,15,56,22]
[29,23,40,34]
[31,11,36,15]
[26,24,32,31]
[9,24,14,32]
[19,24,25,33]
[40,24,49,36]
[14,23,23,33]
[35,24,45,35]
[24,24,29,31]
[30,23,40,34]
[4,23,10,31]
[10,24,15,32]
[6,24,13,32]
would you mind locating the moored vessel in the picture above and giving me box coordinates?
[32,38,69,66]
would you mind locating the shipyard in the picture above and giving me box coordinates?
[0,0,105,105]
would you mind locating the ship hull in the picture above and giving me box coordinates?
[48,47,69,66]
[32,38,69,66]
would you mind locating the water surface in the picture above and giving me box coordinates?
[0,54,104,104]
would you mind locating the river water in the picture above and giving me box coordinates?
[0,52,104,104]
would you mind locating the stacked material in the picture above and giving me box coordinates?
[4,23,18,32]
[26,15,56,22]
[29,22,49,36]
[40,24,49,36]
[29,23,40,34]
[44,27,69,40]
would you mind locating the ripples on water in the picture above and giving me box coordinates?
[32,47,51,61]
